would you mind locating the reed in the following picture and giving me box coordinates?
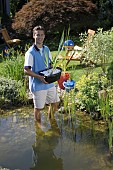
[108,117,113,155]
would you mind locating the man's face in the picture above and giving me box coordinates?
[33,30,45,45]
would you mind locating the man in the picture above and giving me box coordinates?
[24,25,60,122]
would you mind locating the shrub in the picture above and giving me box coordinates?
[75,72,109,112]
[80,28,113,73]
[12,0,97,40]
[0,77,28,107]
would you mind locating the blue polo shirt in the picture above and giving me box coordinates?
[24,45,54,92]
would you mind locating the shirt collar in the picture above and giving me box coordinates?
[34,44,44,51]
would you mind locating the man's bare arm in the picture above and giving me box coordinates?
[24,67,48,84]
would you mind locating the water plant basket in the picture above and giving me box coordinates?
[39,67,62,83]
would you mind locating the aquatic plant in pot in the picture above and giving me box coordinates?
[39,31,65,83]
[39,67,62,84]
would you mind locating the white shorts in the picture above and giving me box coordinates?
[32,86,60,109]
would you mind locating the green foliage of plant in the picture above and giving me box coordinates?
[98,91,111,121]
[108,118,113,154]
[107,61,113,84]
[0,44,31,106]
[75,72,109,112]
[97,0,113,29]
[47,29,70,73]
[80,28,113,73]
[0,51,25,81]
[0,77,28,106]
[52,30,65,70]
[10,0,28,17]
[107,85,113,110]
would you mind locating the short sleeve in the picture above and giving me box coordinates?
[24,51,33,67]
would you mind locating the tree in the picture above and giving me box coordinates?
[12,0,97,40]
[10,0,28,17]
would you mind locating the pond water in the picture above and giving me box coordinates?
[0,106,113,170]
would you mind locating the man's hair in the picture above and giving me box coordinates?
[33,25,45,36]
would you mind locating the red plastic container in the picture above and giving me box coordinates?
[58,72,70,89]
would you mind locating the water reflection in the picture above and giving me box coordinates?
[31,116,63,170]
[0,107,113,170]
[0,110,35,170]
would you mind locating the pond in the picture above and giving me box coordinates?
[0,106,113,170]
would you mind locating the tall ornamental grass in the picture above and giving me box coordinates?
[0,51,25,81]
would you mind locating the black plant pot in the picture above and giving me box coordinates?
[39,67,62,83]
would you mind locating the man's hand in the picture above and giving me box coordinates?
[38,75,48,84]
[24,67,48,83]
